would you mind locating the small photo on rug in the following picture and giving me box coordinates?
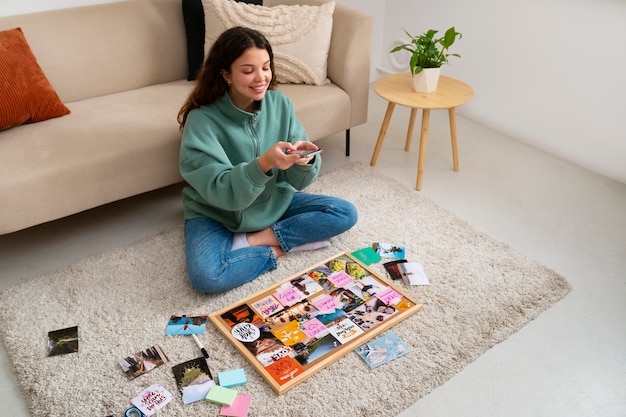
[164,314,209,335]
[172,357,215,404]
[400,262,430,286]
[383,259,408,280]
[118,345,169,380]
[372,242,406,259]
[355,332,410,369]
[46,325,78,356]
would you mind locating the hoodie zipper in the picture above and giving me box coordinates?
[247,113,259,157]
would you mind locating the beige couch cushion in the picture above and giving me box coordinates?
[0,80,192,233]
[278,83,350,141]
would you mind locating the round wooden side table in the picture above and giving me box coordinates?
[370,73,474,190]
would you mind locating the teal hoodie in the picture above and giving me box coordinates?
[179,90,321,232]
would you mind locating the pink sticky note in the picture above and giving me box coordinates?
[327,270,354,288]
[376,286,403,306]
[251,295,283,318]
[310,294,339,312]
[274,285,304,306]
[300,318,327,339]
[220,394,252,417]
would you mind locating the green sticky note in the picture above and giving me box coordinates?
[206,385,237,405]
[351,246,382,265]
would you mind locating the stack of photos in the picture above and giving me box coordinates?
[211,253,420,393]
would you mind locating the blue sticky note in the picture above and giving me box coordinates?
[218,368,247,388]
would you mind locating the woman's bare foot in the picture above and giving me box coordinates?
[246,227,279,247]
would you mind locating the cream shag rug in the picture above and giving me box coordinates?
[0,162,570,417]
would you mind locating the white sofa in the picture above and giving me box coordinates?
[0,0,372,235]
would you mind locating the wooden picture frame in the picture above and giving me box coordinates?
[208,251,423,395]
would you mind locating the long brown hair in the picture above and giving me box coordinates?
[177,26,277,130]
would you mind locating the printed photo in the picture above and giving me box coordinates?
[347,297,396,331]
[329,287,364,313]
[290,274,323,296]
[293,333,339,365]
[172,357,215,404]
[47,326,78,356]
[119,345,169,380]
[372,242,406,259]
[244,332,295,367]
[220,305,264,329]
[165,314,209,335]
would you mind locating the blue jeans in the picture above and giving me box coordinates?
[184,192,357,293]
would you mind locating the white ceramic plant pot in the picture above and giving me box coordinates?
[411,67,441,93]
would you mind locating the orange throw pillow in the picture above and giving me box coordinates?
[0,27,70,130]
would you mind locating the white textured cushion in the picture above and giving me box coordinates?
[202,0,334,85]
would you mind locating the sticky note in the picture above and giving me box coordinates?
[220,394,252,417]
[376,286,403,305]
[205,385,237,405]
[327,270,354,288]
[218,368,247,388]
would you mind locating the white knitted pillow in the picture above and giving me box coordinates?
[202,0,335,85]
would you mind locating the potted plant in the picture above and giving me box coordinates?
[390,26,462,93]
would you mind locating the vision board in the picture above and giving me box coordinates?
[208,252,423,395]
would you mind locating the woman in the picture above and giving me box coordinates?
[177,27,357,294]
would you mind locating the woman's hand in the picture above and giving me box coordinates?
[286,141,319,166]
[257,141,317,173]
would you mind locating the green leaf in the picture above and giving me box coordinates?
[389,26,462,73]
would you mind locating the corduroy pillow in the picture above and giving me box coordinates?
[202,0,335,85]
[182,0,262,81]
[0,27,70,130]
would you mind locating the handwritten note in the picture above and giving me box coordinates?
[300,318,328,339]
[131,383,174,416]
[310,294,340,312]
[252,295,284,318]
[376,286,403,306]
[274,284,305,306]
[327,270,355,288]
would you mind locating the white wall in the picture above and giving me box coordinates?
[379,0,626,184]
[0,0,120,16]
[2,0,625,184]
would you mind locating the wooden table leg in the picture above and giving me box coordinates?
[448,107,459,172]
[416,108,430,190]
[370,101,395,166]
[405,107,418,151]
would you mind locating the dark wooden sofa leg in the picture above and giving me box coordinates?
[345,129,350,156]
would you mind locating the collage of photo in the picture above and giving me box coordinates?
[214,253,417,389]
